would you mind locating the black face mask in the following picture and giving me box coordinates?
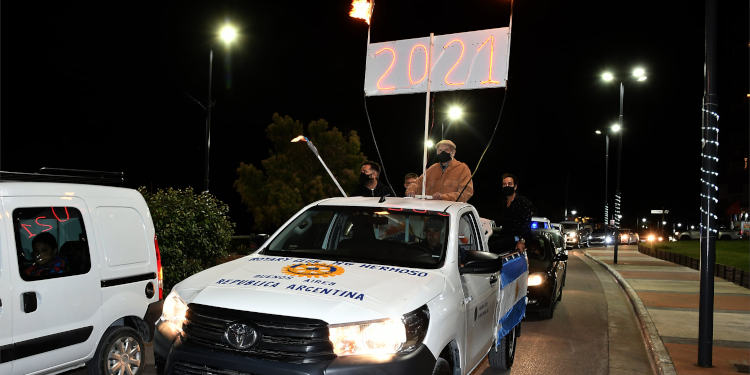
[436,151,451,163]
[359,172,373,185]
[502,186,515,196]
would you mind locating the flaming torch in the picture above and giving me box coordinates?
[349,0,373,25]
[291,136,348,197]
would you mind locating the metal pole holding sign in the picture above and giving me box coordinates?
[421,33,434,199]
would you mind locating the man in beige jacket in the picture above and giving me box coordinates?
[405,139,474,202]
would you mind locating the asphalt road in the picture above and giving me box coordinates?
[69,248,650,375]
[472,248,652,375]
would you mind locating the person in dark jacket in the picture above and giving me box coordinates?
[494,173,535,252]
[354,161,391,197]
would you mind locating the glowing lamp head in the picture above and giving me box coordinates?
[447,105,464,121]
[632,67,647,81]
[595,130,602,135]
[218,23,238,46]
[425,139,434,148]
[601,71,614,82]
[611,123,622,133]
[291,135,308,143]
[349,0,373,25]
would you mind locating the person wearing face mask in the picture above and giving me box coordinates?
[494,173,535,251]
[405,139,473,202]
[354,161,391,197]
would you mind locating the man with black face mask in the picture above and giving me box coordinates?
[354,161,390,197]
[405,139,473,202]
[493,172,534,251]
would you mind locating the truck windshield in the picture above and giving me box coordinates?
[262,206,448,269]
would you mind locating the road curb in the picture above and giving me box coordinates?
[584,251,677,375]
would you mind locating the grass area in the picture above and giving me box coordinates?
[647,240,750,272]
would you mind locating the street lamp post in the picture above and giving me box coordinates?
[601,67,647,264]
[203,23,238,192]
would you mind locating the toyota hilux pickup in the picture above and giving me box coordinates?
[154,197,527,375]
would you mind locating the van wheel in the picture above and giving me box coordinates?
[88,326,144,375]
[488,324,517,370]
[432,357,451,375]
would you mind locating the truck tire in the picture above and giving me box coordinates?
[88,326,145,375]
[488,324,517,370]
[431,358,451,375]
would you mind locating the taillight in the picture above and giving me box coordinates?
[154,235,163,299]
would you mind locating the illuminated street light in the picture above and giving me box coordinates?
[425,139,434,148]
[611,123,621,133]
[202,21,240,192]
[571,210,577,216]
[642,218,647,222]
[595,130,602,135]
[447,105,464,121]
[218,23,238,45]
[677,223,682,227]
[442,104,465,138]
[600,66,648,264]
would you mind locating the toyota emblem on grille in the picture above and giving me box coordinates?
[224,322,258,350]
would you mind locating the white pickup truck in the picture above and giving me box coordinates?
[154,197,527,375]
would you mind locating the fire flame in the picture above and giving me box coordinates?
[349,0,372,25]
[291,135,307,143]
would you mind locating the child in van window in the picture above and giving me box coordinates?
[24,232,66,277]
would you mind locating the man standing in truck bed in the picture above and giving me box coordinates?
[405,139,473,202]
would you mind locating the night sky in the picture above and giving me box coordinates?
[1,1,747,232]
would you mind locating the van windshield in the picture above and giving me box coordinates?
[262,206,449,269]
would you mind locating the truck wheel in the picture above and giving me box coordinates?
[488,324,517,370]
[88,326,144,375]
[431,358,451,375]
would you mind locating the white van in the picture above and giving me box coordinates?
[154,197,527,375]
[0,179,163,375]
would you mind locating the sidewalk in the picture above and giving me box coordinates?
[586,246,750,375]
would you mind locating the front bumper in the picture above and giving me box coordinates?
[526,284,553,311]
[154,322,436,375]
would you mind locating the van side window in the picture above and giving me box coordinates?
[13,207,91,281]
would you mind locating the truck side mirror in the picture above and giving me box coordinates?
[460,250,503,274]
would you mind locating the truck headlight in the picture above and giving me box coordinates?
[528,272,545,286]
[159,290,188,332]
[329,305,428,357]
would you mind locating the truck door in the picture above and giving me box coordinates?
[6,199,102,375]
[458,211,499,369]
[0,200,12,374]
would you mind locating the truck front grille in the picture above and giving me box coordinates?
[182,303,335,364]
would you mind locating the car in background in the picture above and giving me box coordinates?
[531,216,552,230]
[718,226,741,240]
[677,227,700,240]
[526,229,568,319]
[589,227,615,246]
[560,221,588,248]
[619,228,639,244]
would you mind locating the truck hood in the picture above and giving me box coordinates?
[174,254,446,324]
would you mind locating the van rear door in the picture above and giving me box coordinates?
[5,197,102,375]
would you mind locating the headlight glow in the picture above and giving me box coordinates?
[159,290,188,332]
[528,272,545,286]
[329,318,406,356]
[329,305,429,357]
[647,234,656,242]
[605,236,613,244]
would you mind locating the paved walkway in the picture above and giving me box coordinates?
[586,246,750,375]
